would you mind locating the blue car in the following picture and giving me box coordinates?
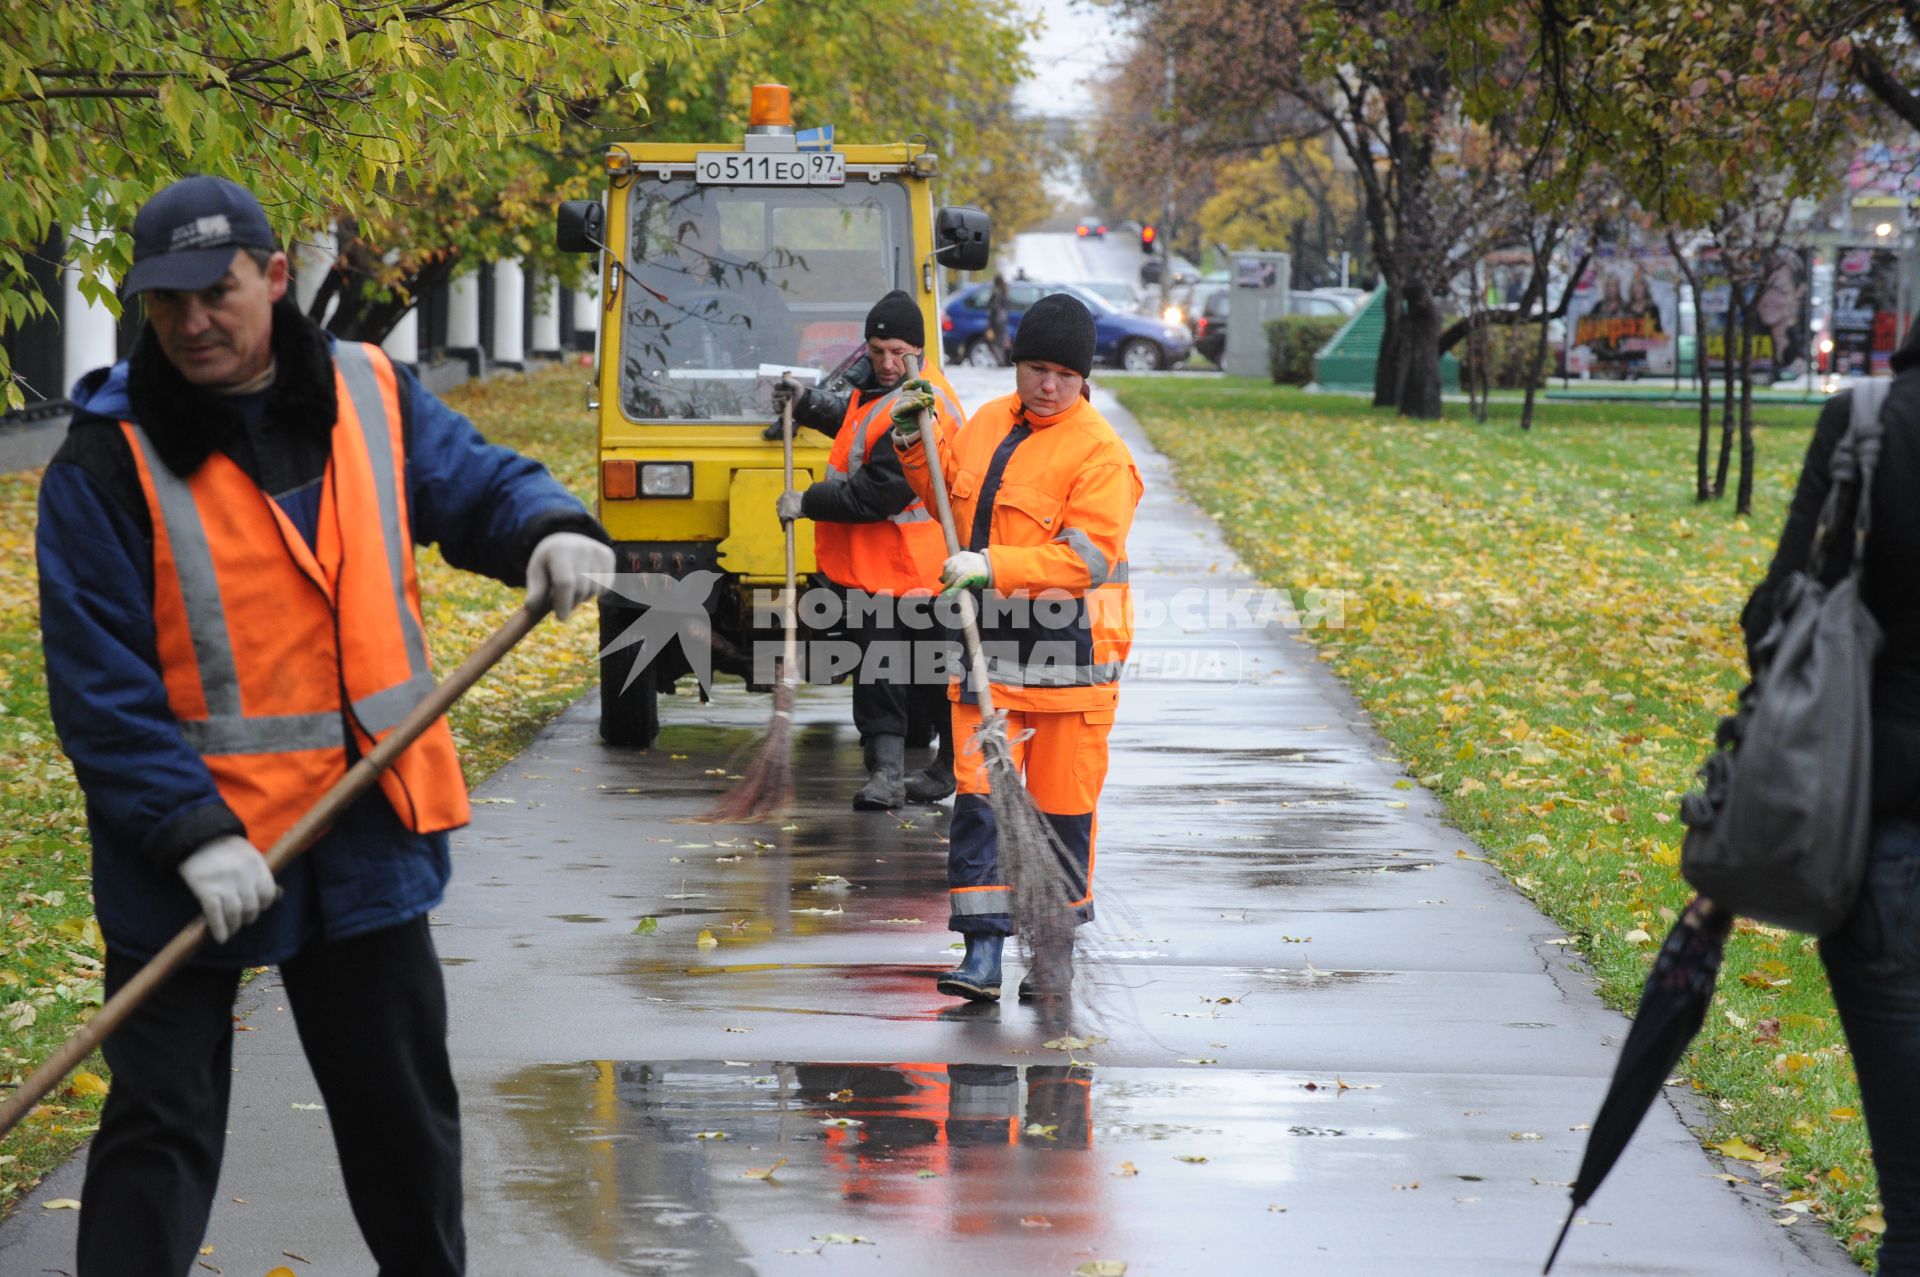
[942,280,1192,372]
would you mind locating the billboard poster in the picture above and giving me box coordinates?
[1697,246,1812,383]
[1565,245,1680,378]
[1831,246,1901,377]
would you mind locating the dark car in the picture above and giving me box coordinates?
[1075,216,1107,239]
[1193,290,1230,365]
[942,281,1192,371]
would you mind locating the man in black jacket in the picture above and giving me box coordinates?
[768,292,967,806]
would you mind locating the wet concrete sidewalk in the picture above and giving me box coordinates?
[0,367,1857,1276]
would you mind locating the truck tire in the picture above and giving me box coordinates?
[599,605,661,747]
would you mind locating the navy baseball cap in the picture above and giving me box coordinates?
[123,175,278,296]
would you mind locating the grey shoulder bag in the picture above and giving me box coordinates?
[1678,379,1888,934]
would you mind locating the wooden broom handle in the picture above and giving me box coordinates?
[903,356,998,720]
[0,604,548,1141]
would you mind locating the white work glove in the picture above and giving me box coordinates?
[941,550,991,593]
[776,490,805,523]
[178,835,282,944]
[526,531,615,621]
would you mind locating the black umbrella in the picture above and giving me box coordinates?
[1543,897,1733,1274]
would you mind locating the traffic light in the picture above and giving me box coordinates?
[1140,224,1157,255]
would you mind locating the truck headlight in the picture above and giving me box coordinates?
[640,463,693,497]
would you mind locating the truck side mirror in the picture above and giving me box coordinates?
[557,201,606,254]
[934,206,992,272]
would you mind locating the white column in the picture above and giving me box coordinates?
[572,284,600,338]
[531,274,562,354]
[62,224,119,385]
[447,270,481,349]
[382,308,419,364]
[490,258,525,366]
[290,226,339,323]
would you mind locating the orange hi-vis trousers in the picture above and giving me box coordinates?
[946,699,1113,936]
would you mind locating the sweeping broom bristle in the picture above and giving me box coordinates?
[975,713,1084,1005]
[699,680,794,823]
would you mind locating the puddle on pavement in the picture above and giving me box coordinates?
[490,1060,1407,1273]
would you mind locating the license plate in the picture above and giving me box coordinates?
[694,151,845,186]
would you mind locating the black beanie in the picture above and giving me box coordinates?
[1010,293,1096,377]
[865,289,924,346]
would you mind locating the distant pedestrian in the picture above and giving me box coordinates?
[1742,342,1920,1271]
[986,274,1012,366]
[893,293,1143,1001]
[36,174,613,1276]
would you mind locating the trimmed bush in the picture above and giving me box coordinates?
[1266,314,1346,385]
[1457,321,1550,391]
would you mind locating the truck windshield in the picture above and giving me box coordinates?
[620,179,913,422]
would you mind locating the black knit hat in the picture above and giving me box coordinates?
[865,289,924,347]
[1010,293,1096,377]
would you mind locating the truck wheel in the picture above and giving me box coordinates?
[599,606,661,747]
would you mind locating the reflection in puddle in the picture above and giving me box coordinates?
[492,1061,1401,1273]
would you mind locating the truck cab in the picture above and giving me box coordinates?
[557,85,991,745]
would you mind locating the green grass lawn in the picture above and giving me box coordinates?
[0,363,605,1211]
[1109,376,1889,1264]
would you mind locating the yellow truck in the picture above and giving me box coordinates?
[555,84,992,745]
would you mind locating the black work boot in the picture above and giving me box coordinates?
[1018,951,1076,1002]
[852,734,906,810]
[904,729,956,803]
[936,934,1005,1001]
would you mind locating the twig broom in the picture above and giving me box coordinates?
[0,603,550,1142]
[703,378,799,822]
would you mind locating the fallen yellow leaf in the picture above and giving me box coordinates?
[41,1198,81,1211]
[1711,1136,1767,1163]
[696,930,718,949]
[66,1071,109,1098]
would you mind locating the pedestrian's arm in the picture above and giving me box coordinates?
[37,464,248,869]
[400,366,610,584]
[987,461,1141,596]
[1740,394,1850,660]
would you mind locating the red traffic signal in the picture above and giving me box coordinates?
[1140,224,1157,254]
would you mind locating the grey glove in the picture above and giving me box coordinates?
[526,531,615,622]
[178,835,282,944]
[777,489,805,522]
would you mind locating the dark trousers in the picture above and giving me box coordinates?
[1822,819,1920,1276]
[843,588,952,746]
[78,916,464,1277]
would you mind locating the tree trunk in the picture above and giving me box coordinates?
[1398,284,1445,420]
[1713,301,1738,498]
[1521,315,1547,431]
[1736,297,1757,516]
[1374,278,1404,408]
[1694,283,1713,501]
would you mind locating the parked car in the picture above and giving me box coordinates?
[1078,278,1147,313]
[942,280,1193,371]
[1287,289,1360,318]
[1075,216,1107,239]
[1193,290,1230,365]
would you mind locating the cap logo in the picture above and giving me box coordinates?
[168,214,233,251]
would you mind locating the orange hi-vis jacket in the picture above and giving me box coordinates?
[900,390,1143,712]
[119,342,470,851]
[813,366,965,594]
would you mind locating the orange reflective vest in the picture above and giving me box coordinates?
[813,367,965,594]
[120,341,470,851]
[900,391,1143,712]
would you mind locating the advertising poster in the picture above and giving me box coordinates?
[1831,246,1901,376]
[1565,245,1680,378]
[1697,246,1812,383]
